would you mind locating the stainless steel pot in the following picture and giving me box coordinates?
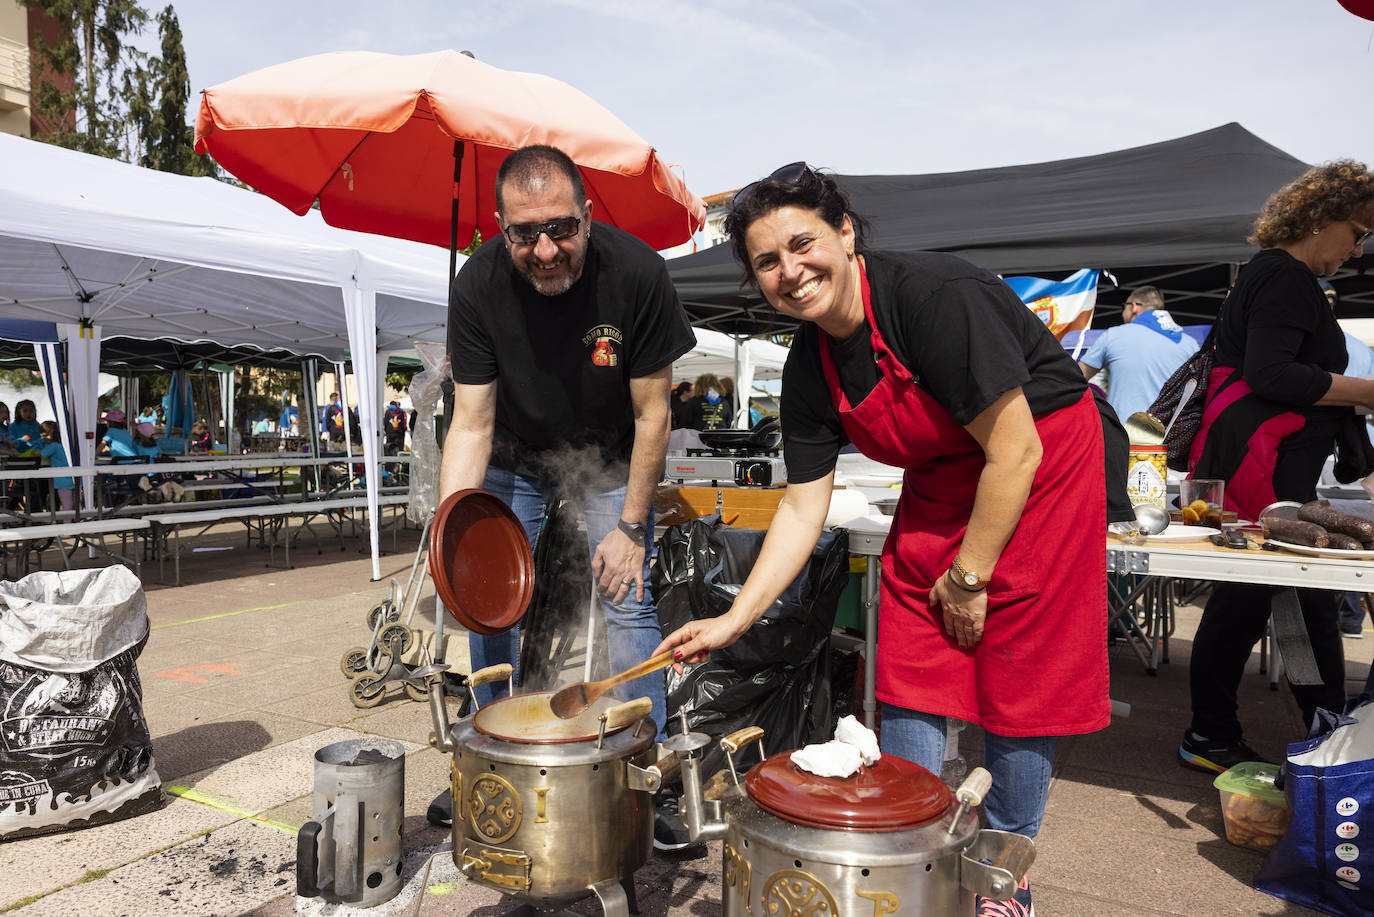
[425,664,672,916]
[667,720,1035,917]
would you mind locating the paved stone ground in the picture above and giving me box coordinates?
[0,520,1363,916]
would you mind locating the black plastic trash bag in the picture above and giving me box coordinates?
[653,516,849,777]
[0,566,162,840]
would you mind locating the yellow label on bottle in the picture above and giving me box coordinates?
[1127,446,1168,509]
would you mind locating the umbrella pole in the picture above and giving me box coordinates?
[448,140,465,284]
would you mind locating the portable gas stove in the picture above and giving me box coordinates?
[664,449,787,488]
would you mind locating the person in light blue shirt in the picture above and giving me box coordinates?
[8,399,42,451]
[1077,286,1200,421]
[99,409,137,458]
[39,421,74,510]
[132,422,162,458]
[1343,332,1374,376]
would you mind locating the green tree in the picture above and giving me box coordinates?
[22,0,150,158]
[128,6,217,176]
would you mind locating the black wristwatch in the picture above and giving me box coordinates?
[617,519,648,541]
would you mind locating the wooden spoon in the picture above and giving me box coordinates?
[549,651,676,719]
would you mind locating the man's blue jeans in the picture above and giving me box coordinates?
[466,466,666,738]
[879,703,1055,838]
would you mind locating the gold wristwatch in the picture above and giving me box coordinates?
[949,556,988,592]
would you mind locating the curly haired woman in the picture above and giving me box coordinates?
[1181,160,1374,774]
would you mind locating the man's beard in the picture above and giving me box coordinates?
[515,248,585,296]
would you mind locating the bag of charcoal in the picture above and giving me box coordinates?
[0,566,162,840]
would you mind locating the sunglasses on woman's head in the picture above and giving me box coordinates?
[730,161,815,212]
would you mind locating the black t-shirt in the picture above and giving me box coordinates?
[447,223,696,481]
[782,251,1087,483]
[1215,248,1345,399]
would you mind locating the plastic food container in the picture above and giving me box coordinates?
[1214,762,1289,852]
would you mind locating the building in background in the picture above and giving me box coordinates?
[0,0,69,139]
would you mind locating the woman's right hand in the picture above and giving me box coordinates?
[653,609,753,673]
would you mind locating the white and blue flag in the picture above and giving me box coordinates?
[1003,269,1099,358]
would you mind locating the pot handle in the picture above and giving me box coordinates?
[601,696,653,732]
[719,726,766,784]
[467,663,513,710]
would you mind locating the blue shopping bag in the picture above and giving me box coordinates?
[1255,697,1374,916]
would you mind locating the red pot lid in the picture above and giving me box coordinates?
[428,489,534,636]
[745,752,952,831]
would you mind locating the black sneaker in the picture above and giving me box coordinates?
[1178,730,1267,775]
[427,787,453,829]
[653,791,702,854]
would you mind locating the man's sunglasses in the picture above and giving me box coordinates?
[730,161,814,212]
[502,217,581,246]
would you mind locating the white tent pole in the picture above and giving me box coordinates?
[218,368,235,453]
[61,323,101,510]
[341,257,382,581]
[737,342,757,428]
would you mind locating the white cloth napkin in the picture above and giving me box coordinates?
[790,740,863,778]
[790,715,883,777]
[834,715,881,765]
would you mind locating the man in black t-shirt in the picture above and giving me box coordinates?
[436,145,696,847]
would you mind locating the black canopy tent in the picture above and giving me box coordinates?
[668,123,1374,335]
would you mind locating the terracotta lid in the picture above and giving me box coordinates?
[745,752,952,831]
[428,489,534,636]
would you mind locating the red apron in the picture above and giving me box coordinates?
[820,262,1110,737]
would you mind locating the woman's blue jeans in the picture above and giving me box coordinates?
[465,466,665,739]
[880,703,1054,838]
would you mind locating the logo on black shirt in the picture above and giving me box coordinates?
[583,324,623,368]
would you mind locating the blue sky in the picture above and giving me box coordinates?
[168,0,1373,199]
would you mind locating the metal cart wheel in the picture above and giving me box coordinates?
[340,646,372,679]
[350,675,387,709]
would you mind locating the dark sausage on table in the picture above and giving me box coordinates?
[1298,500,1374,541]
[1325,532,1365,551]
[1261,517,1331,548]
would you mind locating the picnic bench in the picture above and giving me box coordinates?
[0,517,151,579]
[149,493,409,585]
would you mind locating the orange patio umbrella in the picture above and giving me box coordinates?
[193,50,706,263]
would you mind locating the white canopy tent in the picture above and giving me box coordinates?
[671,328,789,426]
[0,133,454,579]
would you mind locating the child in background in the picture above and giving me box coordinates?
[38,421,74,510]
[0,402,15,455]
[100,409,136,457]
[8,400,41,450]
[132,422,161,458]
[190,421,212,453]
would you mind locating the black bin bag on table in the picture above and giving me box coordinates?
[652,515,849,778]
[0,566,163,840]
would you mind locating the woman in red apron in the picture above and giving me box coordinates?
[657,165,1110,916]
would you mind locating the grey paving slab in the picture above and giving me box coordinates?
[1035,807,1325,916]
[154,711,322,782]
[258,680,379,726]
[1045,764,1223,848]
[11,816,297,917]
[0,795,237,911]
